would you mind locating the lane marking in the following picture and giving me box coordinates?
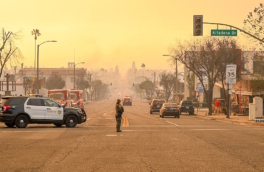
[190,129,230,131]
[106,135,117,136]
[103,111,114,116]
[166,121,179,127]
[122,117,129,126]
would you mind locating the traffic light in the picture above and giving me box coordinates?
[133,83,134,86]
[193,15,203,36]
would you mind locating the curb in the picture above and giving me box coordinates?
[195,114,264,127]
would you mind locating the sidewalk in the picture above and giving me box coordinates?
[195,110,264,127]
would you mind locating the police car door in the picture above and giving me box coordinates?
[43,99,63,120]
[25,98,45,119]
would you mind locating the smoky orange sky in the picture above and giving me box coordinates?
[2,0,261,74]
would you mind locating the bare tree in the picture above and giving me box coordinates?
[0,29,23,78]
[216,38,244,106]
[171,36,242,115]
[243,3,264,49]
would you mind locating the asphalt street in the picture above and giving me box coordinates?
[1,97,264,172]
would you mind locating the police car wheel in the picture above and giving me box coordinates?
[54,124,62,127]
[65,115,77,128]
[15,115,29,128]
[5,123,15,128]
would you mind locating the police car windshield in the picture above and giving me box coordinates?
[49,93,64,99]
[70,94,77,99]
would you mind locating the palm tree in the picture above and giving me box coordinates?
[31,29,41,69]
[141,63,145,81]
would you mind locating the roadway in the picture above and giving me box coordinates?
[1,97,264,172]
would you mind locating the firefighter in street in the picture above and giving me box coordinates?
[115,99,124,132]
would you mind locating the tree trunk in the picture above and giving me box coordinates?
[208,90,213,115]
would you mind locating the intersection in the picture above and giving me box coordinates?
[1,98,264,172]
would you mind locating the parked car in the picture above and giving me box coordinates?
[149,99,166,114]
[160,103,180,118]
[0,96,86,128]
[179,100,194,115]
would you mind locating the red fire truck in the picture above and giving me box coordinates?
[69,90,84,109]
[48,89,71,107]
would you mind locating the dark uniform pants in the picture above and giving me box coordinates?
[116,117,122,131]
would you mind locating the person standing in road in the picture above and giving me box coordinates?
[115,99,124,132]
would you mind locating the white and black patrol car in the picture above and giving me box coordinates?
[0,96,87,128]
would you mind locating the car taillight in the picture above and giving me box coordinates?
[151,104,154,107]
[3,105,11,112]
[164,108,168,111]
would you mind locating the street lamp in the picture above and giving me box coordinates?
[74,62,85,90]
[163,54,178,102]
[37,40,57,94]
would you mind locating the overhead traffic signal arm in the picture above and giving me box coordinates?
[193,15,264,43]
[202,22,264,43]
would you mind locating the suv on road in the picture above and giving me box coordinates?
[179,100,194,115]
[123,97,132,106]
[0,96,87,128]
[149,99,166,114]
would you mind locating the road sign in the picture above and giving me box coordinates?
[211,30,237,36]
[226,64,237,84]
[196,82,204,93]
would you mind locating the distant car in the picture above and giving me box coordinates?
[123,97,132,106]
[149,99,166,114]
[160,103,180,118]
[179,100,194,115]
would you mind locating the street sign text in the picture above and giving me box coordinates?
[211,30,237,36]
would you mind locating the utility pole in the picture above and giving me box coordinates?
[74,48,75,90]
[154,72,156,99]
[5,74,11,96]
[90,74,92,101]
[37,44,39,94]
[175,59,178,103]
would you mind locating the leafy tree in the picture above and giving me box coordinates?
[243,3,264,49]
[139,80,154,96]
[92,79,103,99]
[134,84,143,95]
[46,74,65,90]
[159,72,180,101]
[76,74,90,90]
[171,36,243,115]
[0,29,23,78]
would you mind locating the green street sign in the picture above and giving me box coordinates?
[211,30,237,36]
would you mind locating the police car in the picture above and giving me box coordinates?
[0,96,86,128]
